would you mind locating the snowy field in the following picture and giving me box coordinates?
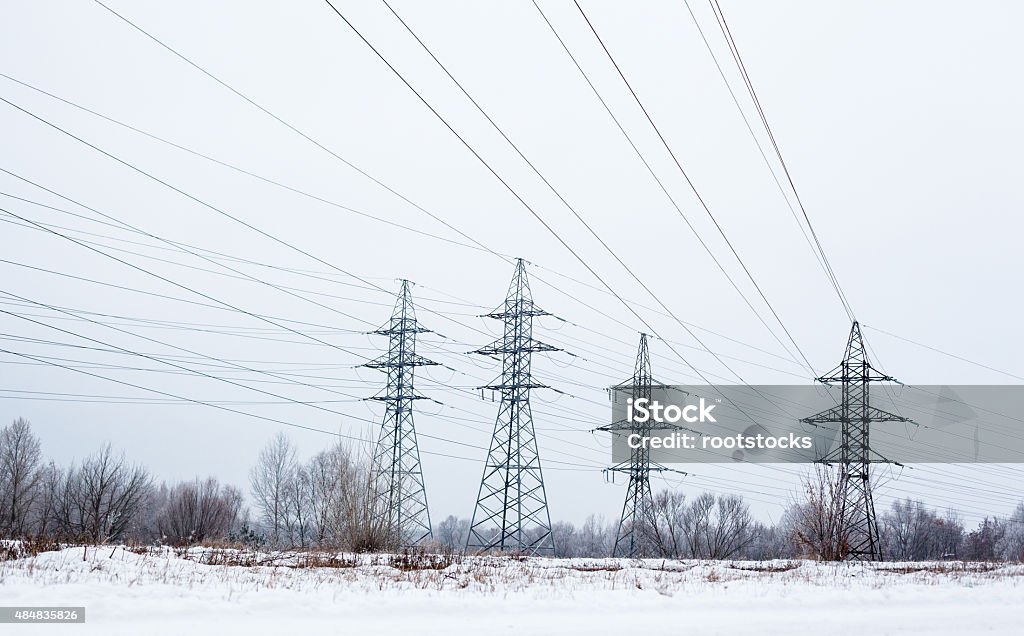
[2,547,1023,635]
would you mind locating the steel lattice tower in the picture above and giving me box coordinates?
[802,321,908,561]
[466,259,558,555]
[599,334,684,558]
[365,279,437,546]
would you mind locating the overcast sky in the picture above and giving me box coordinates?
[2,0,1023,528]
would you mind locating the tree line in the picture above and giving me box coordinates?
[2,418,1023,561]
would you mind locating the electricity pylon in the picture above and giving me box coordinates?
[365,279,437,546]
[466,259,558,555]
[802,321,908,561]
[599,334,685,558]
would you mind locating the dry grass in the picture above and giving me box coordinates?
[571,565,623,572]
[0,538,64,561]
[877,562,1003,575]
[5,543,1024,599]
[380,548,461,571]
[295,553,358,569]
[728,560,802,573]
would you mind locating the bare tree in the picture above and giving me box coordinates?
[250,432,298,547]
[682,492,716,558]
[340,445,393,552]
[934,510,965,559]
[155,478,242,545]
[650,490,689,558]
[883,498,932,560]
[550,520,577,558]
[996,503,1024,562]
[576,514,614,557]
[43,445,152,543]
[286,467,313,547]
[740,521,796,560]
[698,494,755,559]
[0,418,43,537]
[790,465,848,561]
[303,440,382,550]
[249,434,389,551]
[880,498,966,561]
[649,491,755,559]
[436,515,470,553]
[43,464,77,540]
[29,461,62,538]
[80,445,151,542]
[962,517,1004,561]
[305,444,355,547]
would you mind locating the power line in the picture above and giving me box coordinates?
[530,0,810,373]
[0,71,501,258]
[0,204,374,363]
[569,0,816,372]
[0,99,395,326]
[864,324,1024,382]
[0,337,601,472]
[0,57,815,387]
[373,0,814,383]
[320,0,807,435]
[0,345,583,471]
[2,198,655,436]
[88,0,514,269]
[83,0,823,384]
[674,0,834,290]
[705,0,855,320]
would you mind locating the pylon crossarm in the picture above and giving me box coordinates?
[368,394,431,402]
[479,382,550,391]
[865,406,912,423]
[802,406,912,426]
[482,308,551,319]
[597,421,697,438]
[473,340,559,355]
[364,353,439,370]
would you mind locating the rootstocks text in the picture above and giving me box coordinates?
[625,397,813,451]
[613,385,1024,464]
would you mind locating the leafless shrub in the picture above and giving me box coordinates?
[790,464,848,561]
[689,493,755,559]
[331,443,395,552]
[154,478,242,546]
[648,490,755,559]
[249,433,393,551]
[882,498,964,561]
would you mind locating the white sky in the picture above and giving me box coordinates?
[2,0,1023,528]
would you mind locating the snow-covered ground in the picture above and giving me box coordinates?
[2,547,1023,635]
